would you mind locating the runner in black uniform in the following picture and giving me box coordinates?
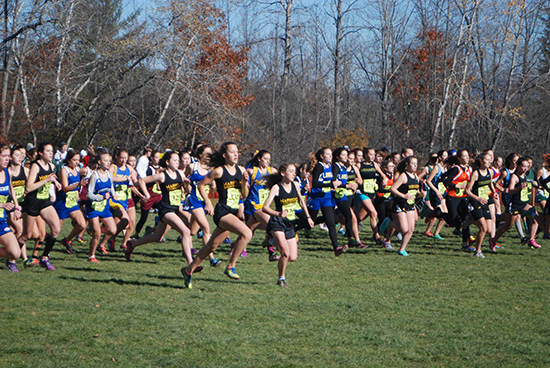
[181,142,251,288]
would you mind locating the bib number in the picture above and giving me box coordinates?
[227,188,240,209]
[14,185,25,203]
[363,179,376,194]
[283,201,298,221]
[169,189,182,206]
[437,182,446,194]
[66,191,78,208]
[197,185,210,202]
[93,199,107,212]
[37,183,50,200]
[258,188,270,205]
[478,186,490,200]
[115,184,128,201]
[407,189,417,205]
[0,195,7,219]
[520,187,530,202]
[455,181,466,197]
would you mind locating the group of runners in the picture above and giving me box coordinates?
[0,141,549,288]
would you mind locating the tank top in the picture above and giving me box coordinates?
[113,165,131,202]
[160,170,184,207]
[0,168,11,220]
[310,163,333,199]
[215,165,242,209]
[10,165,26,204]
[447,165,471,198]
[432,164,446,194]
[538,168,549,198]
[189,162,210,201]
[27,161,53,201]
[334,162,348,200]
[396,172,419,206]
[511,173,530,205]
[471,169,492,201]
[59,166,80,209]
[360,162,378,194]
[246,166,273,208]
[275,182,299,221]
[90,171,113,212]
[377,172,394,199]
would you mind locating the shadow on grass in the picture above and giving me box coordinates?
[58,275,186,289]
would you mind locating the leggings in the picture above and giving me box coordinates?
[309,206,339,250]
[374,196,391,223]
[443,196,471,243]
[336,199,353,239]
[134,206,150,236]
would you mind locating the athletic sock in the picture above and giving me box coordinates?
[515,220,525,238]
[42,234,57,258]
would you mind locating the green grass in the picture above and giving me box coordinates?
[2,215,550,367]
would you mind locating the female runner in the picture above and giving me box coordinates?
[263,163,314,287]
[465,152,497,258]
[85,149,119,262]
[18,142,62,270]
[425,150,449,240]
[55,150,89,255]
[388,156,420,256]
[0,144,23,269]
[133,150,162,238]
[125,151,195,264]
[357,147,385,244]
[181,142,252,288]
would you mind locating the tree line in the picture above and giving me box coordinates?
[2,0,550,165]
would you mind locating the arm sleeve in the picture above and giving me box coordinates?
[444,167,459,189]
[136,157,149,179]
[311,164,333,188]
[87,172,103,201]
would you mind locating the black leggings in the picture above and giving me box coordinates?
[443,196,471,243]
[135,207,150,236]
[336,199,354,239]
[374,196,391,223]
[308,206,339,250]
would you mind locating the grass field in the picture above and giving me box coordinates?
[2,215,550,367]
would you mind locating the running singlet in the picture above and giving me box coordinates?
[59,166,80,209]
[246,166,273,210]
[189,162,210,202]
[333,162,349,200]
[274,182,300,221]
[359,162,377,195]
[89,171,113,213]
[114,165,131,202]
[396,173,420,207]
[27,161,53,201]
[471,169,492,201]
[377,173,394,199]
[11,166,26,204]
[215,166,242,210]
[432,164,446,194]
[159,170,184,207]
[446,165,471,198]
[0,168,10,220]
[309,163,333,199]
[511,173,530,205]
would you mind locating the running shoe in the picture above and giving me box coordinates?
[40,258,55,271]
[210,258,222,267]
[396,233,403,241]
[334,244,348,256]
[489,238,497,252]
[181,267,192,289]
[6,261,18,272]
[197,230,203,239]
[319,223,329,232]
[269,254,280,262]
[88,256,100,263]
[145,226,152,235]
[224,267,240,279]
[121,244,128,250]
[433,234,445,240]
[98,246,109,255]
[424,231,434,237]
[338,227,346,236]
[61,238,76,255]
[474,251,485,259]
[124,240,134,261]
[462,244,475,252]
[224,237,231,244]
[529,239,541,249]
[372,235,383,245]
[107,238,115,252]
[240,250,248,258]
[379,218,390,235]
[23,258,39,268]
[357,240,368,249]
[521,237,528,245]
[453,228,462,236]
[382,241,393,250]
[177,235,182,242]
[348,238,360,247]
[75,235,85,243]
[276,279,288,287]
[190,247,199,255]
[469,235,476,244]
[397,250,409,256]
[195,266,203,273]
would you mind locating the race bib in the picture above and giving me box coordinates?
[407,189,417,205]
[363,179,376,194]
[197,185,210,202]
[66,191,78,208]
[227,188,240,209]
[93,199,107,212]
[258,188,270,205]
[169,189,182,206]
[0,195,7,219]
[437,182,446,193]
[37,183,50,200]
[455,181,466,197]
[283,202,298,221]
[478,186,490,200]
[115,184,128,201]
[335,188,347,200]
[520,187,530,202]
[14,185,25,203]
